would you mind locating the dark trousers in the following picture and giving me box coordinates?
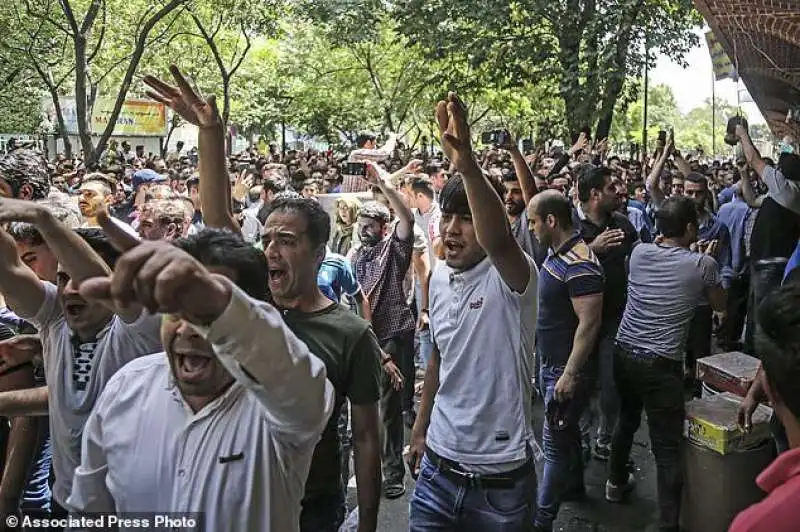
[609,344,684,530]
[685,305,712,376]
[718,274,750,352]
[300,492,346,532]
[380,332,414,485]
[745,259,788,356]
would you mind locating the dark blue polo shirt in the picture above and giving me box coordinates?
[537,233,605,368]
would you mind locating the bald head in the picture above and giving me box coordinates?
[528,190,573,229]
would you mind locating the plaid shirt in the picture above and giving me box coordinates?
[352,231,415,342]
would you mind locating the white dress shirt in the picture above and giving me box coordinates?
[67,282,335,532]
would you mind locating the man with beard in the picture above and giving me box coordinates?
[499,134,549,267]
[0,200,162,518]
[79,174,139,237]
[574,167,638,461]
[352,163,415,500]
[67,219,334,532]
[261,196,382,532]
[683,171,732,392]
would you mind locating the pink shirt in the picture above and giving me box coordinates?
[729,447,800,531]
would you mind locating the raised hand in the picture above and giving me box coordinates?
[568,132,589,156]
[79,211,232,325]
[435,92,478,173]
[0,197,48,224]
[144,65,222,130]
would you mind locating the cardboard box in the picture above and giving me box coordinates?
[696,352,761,397]
[683,392,772,455]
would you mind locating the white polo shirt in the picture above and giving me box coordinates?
[426,256,538,470]
[20,282,162,506]
[67,283,335,532]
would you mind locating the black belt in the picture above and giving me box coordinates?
[424,446,534,489]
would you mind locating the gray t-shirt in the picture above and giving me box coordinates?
[616,243,719,361]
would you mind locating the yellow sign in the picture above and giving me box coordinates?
[705,31,738,82]
[43,97,168,137]
[90,98,167,136]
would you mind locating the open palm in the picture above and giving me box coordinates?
[435,92,476,173]
[143,65,221,129]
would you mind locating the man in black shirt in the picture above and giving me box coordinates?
[261,196,383,532]
[574,166,638,460]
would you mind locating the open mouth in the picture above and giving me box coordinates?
[268,268,287,284]
[65,302,86,317]
[444,240,463,255]
[175,353,213,381]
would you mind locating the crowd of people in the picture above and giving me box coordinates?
[0,65,795,532]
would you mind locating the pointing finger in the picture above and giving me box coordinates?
[97,210,139,252]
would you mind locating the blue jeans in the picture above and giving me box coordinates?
[409,454,536,531]
[535,365,591,530]
[415,282,433,370]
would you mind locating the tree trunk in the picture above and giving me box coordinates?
[45,86,72,159]
[73,35,96,164]
[161,115,180,157]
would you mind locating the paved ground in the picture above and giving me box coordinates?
[345,397,660,531]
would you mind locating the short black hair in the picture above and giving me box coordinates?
[409,177,434,200]
[756,283,800,417]
[685,172,708,187]
[0,150,51,200]
[656,196,698,238]
[356,132,377,148]
[262,196,331,250]
[173,228,269,302]
[533,191,573,230]
[185,176,200,194]
[8,222,44,247]
[74,228,121,268]
[577,166,613,203]
[358,201,391,225]
[439,172,505,216]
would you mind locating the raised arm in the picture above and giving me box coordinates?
[199,281,333,437]
[144,66,240,235]
[646,141,672,208]
[78,232,333,441]
[435,93,530,292]
[0,228,45,320]
[0,200,111,285]
[736,125,768,177]
[501,133,537,204]
[364,162,414,242]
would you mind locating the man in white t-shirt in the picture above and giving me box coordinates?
[0,199,162,514]
[407,94,538,530]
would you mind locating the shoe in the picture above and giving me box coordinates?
[605,473,635,503]
[593,441,611,461]
[383,480,406,500]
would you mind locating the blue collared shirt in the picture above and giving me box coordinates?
[717,197,753,277]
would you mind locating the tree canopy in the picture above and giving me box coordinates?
[0,0,754,156]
